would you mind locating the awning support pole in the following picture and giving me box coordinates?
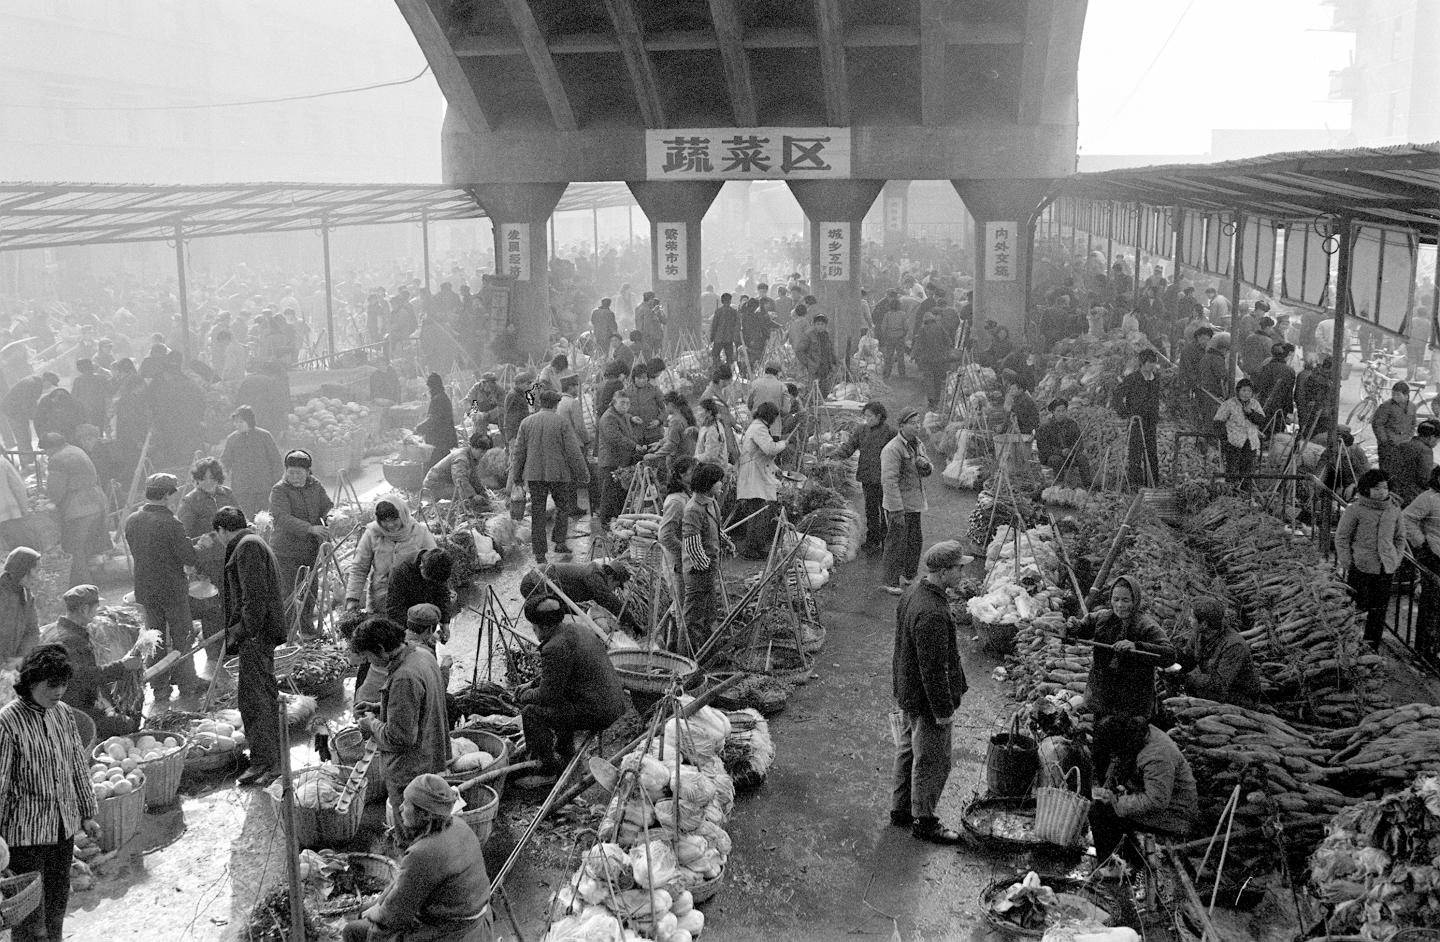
[173,220,190,360]
[322,215,336,359]
[421,208,432,298]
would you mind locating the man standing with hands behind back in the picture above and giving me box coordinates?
[214,506,287,787]
[124,473,201,703]
[891,540,972,845]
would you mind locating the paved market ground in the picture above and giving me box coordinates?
[57,364,1440,941]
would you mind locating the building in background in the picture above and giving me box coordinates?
[1327,0,1440,145]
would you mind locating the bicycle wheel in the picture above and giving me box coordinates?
[1347,398,1377,426]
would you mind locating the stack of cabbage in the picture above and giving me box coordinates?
[286,396,372,449]
[784,532,835,589]
[966,524,1064,627]
[546,702,737,942]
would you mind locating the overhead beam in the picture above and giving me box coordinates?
[498,0,577,130]
[394,0,491,133]
[1017,0,1054,123]
[919,0,946,125]
[601,0,665,128]
[708,0,758,125]
[813,0,850,126]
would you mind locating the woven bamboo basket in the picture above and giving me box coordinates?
[95,771,146,852]
[222,643,301,682]
[608,650,699,694]
[456,782,499,846]
[443,729,513,802]
[274,766,368,849]
[329,726,384,796]
[382,459,424,491]
[689,866,725,905]
[311,440,351,478]
[93,731,191,808]
[312,853,399,918]
[183,746,240,778]
[0,872,42,929]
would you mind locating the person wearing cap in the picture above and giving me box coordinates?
[33,371,83,444]
[351,616,449,821]
[796,312,837,398]
[1373,381,1417,473]
[624,364,665,446]
[422,431,494,504]
[515,594,628,788]
[124,473,203,700]
[221,405,284,520]
[339,772,492,942]
[404,603,446,655]
[42,432,109,589]
[40,585,146,738]
[463,371,503,433]
[1113,349,1165,487]
[213,506,287,785]
[519,559,631,620]
[880,408,931,594]
[596,389,643,529]
[740,295,778,374]
[709,292,740,371]
[511,388,590,564]
[635,290,666,360]
[0,547,41,665]
[1251,342,1297,430]
[1389,419,1440,507]
[269,450,334,638]
[501,371,535,444]
[1037,398,1091,485]
[416,373,458,475]
[1177,597,1260,709]
[891,540,971,844]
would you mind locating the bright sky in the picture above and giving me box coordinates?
[1077,0,1354,156]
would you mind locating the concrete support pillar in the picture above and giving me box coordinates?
[627,181,724,342]
[951,179,1053,339]
[471,182,566,360]
[881,180,910,251]
[786,179,885,346]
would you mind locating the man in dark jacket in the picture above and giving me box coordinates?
[519,560,630,617]
[511,389,589,563]
[1036,398,1091,484]
[268,450,333,637]
[596,391,644,528]
[501,372,534,444]
[215,507,287,785]
[709,293,740,371]
[1066,575,1175,779]
[71,359,111,432]
[33,372,84,443]
[891,540,971,844]
[1179,597,1261,709]
[352,616,449,820]
[384,548,455,628]
[1,372,45,457]
[1089,715,1198,870]
[1112,350,1165,487]
[590,298,619,349]
[514,593,628,788]
[739,298,777,375]
[1389,420,1440,507]
[832,402,893,554]
[1176,325,1212,436]
[795,313,837,397]
[124,473,202,700]
[1251,343,1297,433]
[40,584,145,738]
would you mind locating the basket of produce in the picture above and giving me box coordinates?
[223,642,301,682]
[93,731,190,808]
[608,650,700,694]
[456,781,500,846]
[286,643,350,700]
[0,872,41,929]
[960,796,1054,854]
[443,728,512,800]
[312,852,399,918]
[92,766,146,852]
[311,439,351,478]
[268,764,367,849]
[706,672,792,716]
[980,871,1133,939]
[688,865,725,905]
[382,458,424,492]
[400,438,433,465]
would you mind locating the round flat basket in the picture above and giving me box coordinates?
[733,642,811,685]
[313,853,399,918]
[382,459,424,492]
[0,872,42,930]
[960,796,1044,854]
[979,873,1134,939]
[608,650,700,694]
[93,731,190,808]
[688,866,725,905]
[183,747,240,778]
[443,728,513,803]
[456,782,499,846]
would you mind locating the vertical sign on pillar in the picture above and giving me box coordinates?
[821,222,850,281]
[503,223,531,281]
[658,222,687,281]
[985,221,1017,281]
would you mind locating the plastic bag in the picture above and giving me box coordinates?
[543,906,623,942]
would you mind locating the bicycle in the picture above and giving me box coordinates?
[1346,352,1440,425]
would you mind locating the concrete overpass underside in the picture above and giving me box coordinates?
[398,0,1087,353]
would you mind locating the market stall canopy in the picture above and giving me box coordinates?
[0,180,639,251]
[1057,142,1440,235]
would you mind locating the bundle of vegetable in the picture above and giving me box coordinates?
[281,692,318,727]
[797,506,860,564]
[446,681,518,728]
[286,641,350,697]
[1035,336,1155,410]
[1311,774,1440,939]
[968,524,1064,627]
[609,512,661,542]
[447,737,495,775]
[1186,497,1384,726]
[721,709,774,790]
[778,478,848,522]
[1164,695,1357,855]
[985,871,1112,932]
[1322,703,1440,793]
[286,396,372,448]
[1039,485,1100,511]
[440,527,487,586]
[1007,613,1091,705]
[267,764,346,809]
[1063,404,1219,488]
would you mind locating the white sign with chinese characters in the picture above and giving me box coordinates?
[646,128,851,180]
[985,221,1017,282]
[656,222,687,281]
[502,223,531,281]
[819,222,850,281]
